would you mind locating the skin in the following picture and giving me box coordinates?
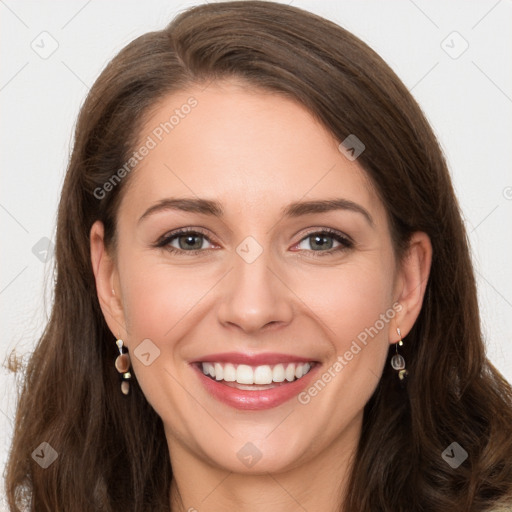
[90,80,432,512]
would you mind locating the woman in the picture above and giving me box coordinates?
[5,1,512,511]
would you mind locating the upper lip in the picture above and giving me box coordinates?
[190,352,318,366]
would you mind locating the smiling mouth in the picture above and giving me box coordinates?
[195,361,317,390]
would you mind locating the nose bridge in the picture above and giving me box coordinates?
[217,233,293,332]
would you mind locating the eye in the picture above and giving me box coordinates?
[154,228,215,255]
[294,229,353,257]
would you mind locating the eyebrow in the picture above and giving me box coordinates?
[138,197,374,227]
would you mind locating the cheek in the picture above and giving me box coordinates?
[290,261,396,430]
[293,258,395,346]
[292,257,396,407]
[120,253,214,341]
[117,253,216,410]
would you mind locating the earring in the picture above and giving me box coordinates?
[115,338,131,395]
[391,328,408,383]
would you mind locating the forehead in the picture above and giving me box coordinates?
[118,80,385,227]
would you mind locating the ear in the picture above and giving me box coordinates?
[390,231,432,342]
[90,220,127,339]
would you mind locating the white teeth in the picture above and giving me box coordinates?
[214,363,223,381]
[200,361,314,385]
[236,364,254,384]
[254,365,273,385]
[285,363,296,382]
[223,363,236,382]
[272,364,285,382]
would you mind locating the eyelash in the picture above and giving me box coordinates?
[154,227,354,258]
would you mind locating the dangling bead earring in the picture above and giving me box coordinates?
[391,327,408,383]
[115,338,131,395]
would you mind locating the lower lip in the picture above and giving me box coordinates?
[191,363,320,410]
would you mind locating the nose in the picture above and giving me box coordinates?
[217,244,294,334]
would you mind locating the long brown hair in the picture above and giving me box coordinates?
[5,2,512,510]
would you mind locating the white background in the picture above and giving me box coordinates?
[1,0,511,505]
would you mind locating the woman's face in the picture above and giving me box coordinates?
[92,80,426,475]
